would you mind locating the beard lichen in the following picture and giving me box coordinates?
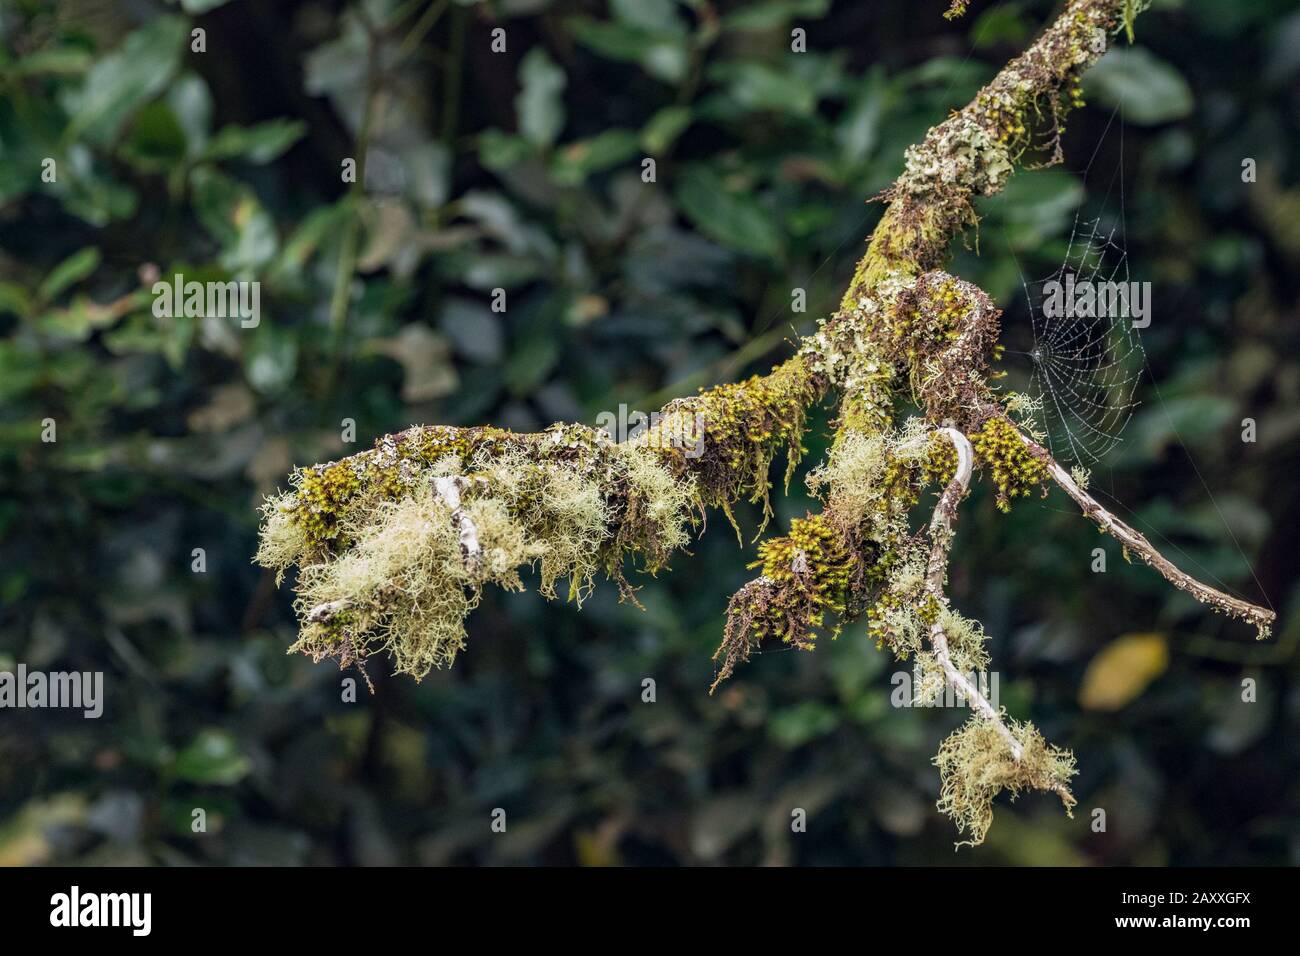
[934,715,1078,848]
[292,479,522,676]
[257,421,700,678]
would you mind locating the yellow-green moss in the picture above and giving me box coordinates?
[970,415,1049,511]
[642,355,822,537]
[750,513,853,646]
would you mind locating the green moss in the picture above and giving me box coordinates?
[800,420,963,660]
[923,432,959,488]
[644,356,822,537]
[970,415,1049,511]
[844,202,970,302]
[748,513,853,646]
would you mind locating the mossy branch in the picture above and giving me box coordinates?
[255,0,1273,844]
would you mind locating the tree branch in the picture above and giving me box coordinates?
[256,0,1269,844]
[1016,429,1275,634]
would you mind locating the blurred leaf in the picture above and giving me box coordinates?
[187,383,256,433]
[710,60,818,117]
[722,0,831,31]
[568,17,688,84]
[1079,633,1169,711]
[1128,394,1237,458]
[243,320,297,394]
[11,46,93,77]
[38,247,101,303]
[552,130,639,185]
[0,794,87,867]
[36,292,142,342]
[177,0,235,12]
[56,145,139,225]
[1207,678,1272,755]
[121,100,188,170]
[504,325,561,395]
[440,297,504,364]
[204,119,308,164]
[1086,47,1194,125]
[641,106,691,154]
[303,19,367,99]
[273,201,352,279]
[992,170,1085,238]
[1184,495,1270,549]
[190,166,279,272]
[0,282,35,320]
[516,48,566,148]
[479,129,537,171]
[363,324,458,402]
[62,15,188,144]
[675,166,781,258]
[836,67,888,165]
[401,140,452,207]
[689,794,761,859]
[769,700,839,747]
[173,730,252,785]
[970,3,1032,49]
[167,73,214,155]
[610,0,685,34]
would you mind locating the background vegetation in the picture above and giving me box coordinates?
[1,0,1297,865]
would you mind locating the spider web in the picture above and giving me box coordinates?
[1015,213,1146,466]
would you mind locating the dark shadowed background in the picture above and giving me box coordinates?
[1,0,1297,865]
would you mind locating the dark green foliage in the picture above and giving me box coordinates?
[0,0,1296,865]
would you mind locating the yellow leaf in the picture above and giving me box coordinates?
[1079,632,1169,711]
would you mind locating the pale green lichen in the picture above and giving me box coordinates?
[898,114,1015,199]
[936,607,991,676]
[934,715,1078,847]
[257,421,702,679]
[470,444,610,603]
[254,489,310,582]
[292,478,515,677]
[615,444,695,567]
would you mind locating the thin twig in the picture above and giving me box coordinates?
[923,428,1022,757]
[1016,430,1276,634]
